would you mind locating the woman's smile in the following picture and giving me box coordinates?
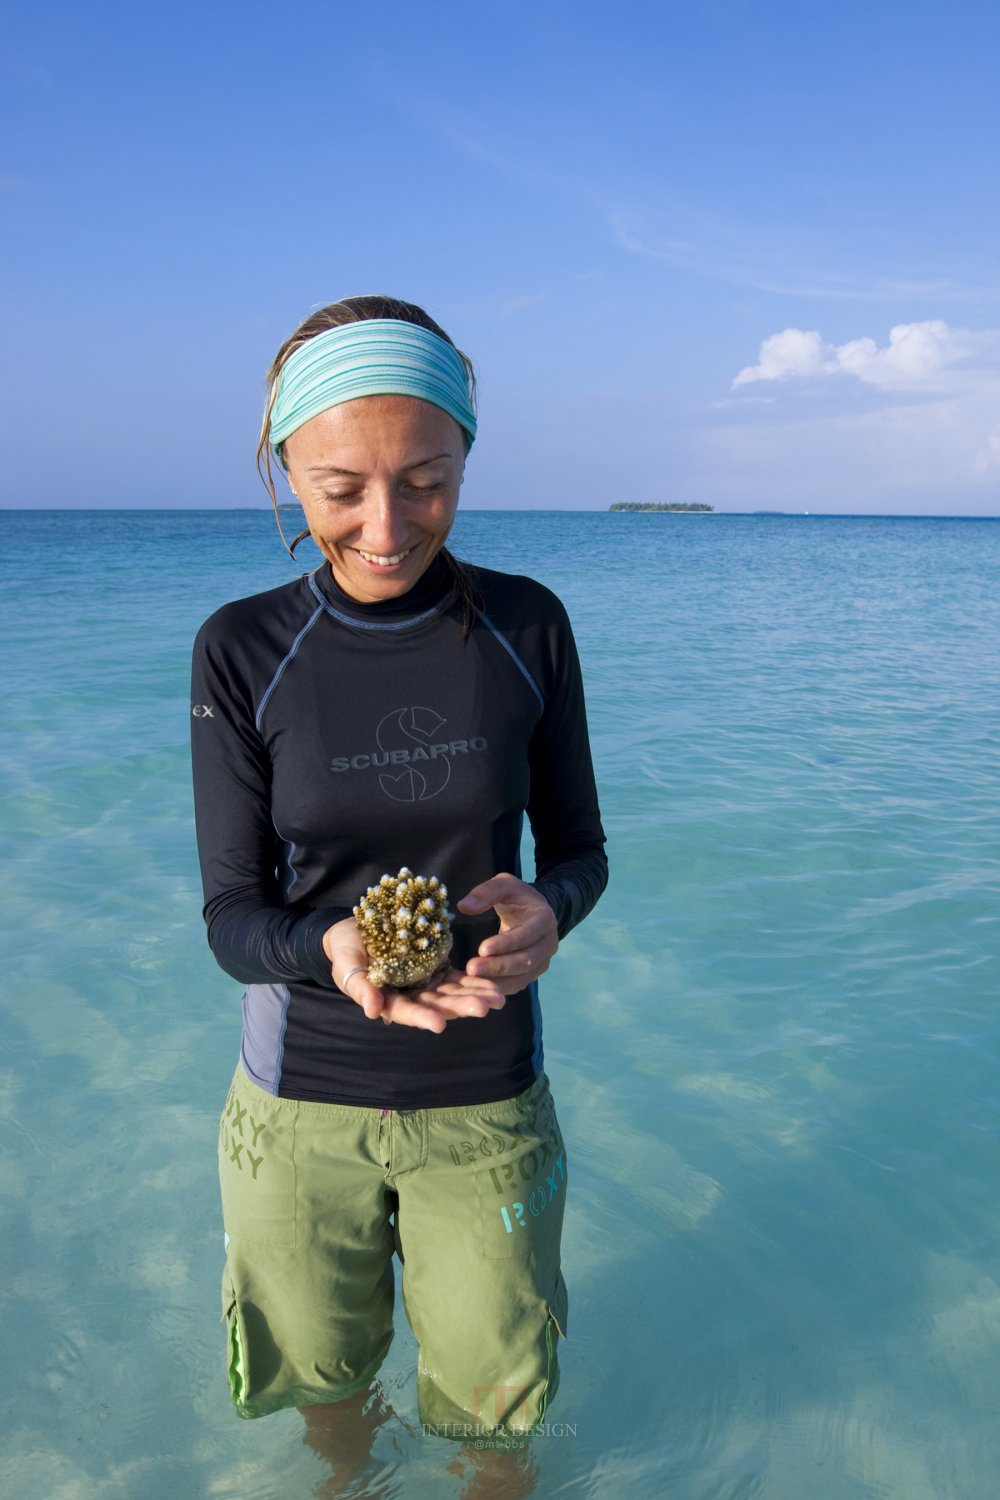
[356,545,415,567]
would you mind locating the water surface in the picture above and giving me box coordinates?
[2,510,999,1498]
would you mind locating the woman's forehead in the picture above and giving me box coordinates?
[284,396,464,469]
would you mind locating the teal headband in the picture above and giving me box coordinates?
[270,319,477,456]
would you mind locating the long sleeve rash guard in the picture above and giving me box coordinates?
[190,555,608,1109]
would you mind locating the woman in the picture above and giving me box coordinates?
[190,295,608,1442]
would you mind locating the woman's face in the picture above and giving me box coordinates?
[281,394,466,604]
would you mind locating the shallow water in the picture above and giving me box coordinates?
[2,509,999,1499]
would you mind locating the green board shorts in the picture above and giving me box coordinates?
[218,1062,569,1438]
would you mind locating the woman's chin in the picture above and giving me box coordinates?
[330,545,439,602]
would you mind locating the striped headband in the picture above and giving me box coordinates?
[270,319,477,455]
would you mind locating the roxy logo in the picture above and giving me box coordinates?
[330,706,487,803]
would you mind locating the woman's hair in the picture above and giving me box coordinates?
[257,296,480,628]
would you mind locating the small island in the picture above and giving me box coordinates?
[609,502,714,513]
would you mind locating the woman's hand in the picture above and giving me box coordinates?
[322,918,505,1034]
[457,874,559,994]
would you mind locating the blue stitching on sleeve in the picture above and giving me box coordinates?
[255,605,324,730]
[473,608,545,713]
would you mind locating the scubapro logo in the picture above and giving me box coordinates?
[330,706,488,802]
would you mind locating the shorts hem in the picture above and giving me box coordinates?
[230,1357,390,1421]
[420,1357,561,1446]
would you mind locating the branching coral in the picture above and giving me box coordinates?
[353,867,454,989]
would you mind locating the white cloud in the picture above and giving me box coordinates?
[733,320,965,390]
[720,321,1000,506]
[734,328,829,385]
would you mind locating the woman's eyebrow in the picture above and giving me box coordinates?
[405,453,453,470]
[306,453,454,477]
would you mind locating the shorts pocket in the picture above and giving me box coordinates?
[548,1268,569,1338]
[531,1274,568,1432]
[218,1074,297,1250]
[220,1265,250,1415]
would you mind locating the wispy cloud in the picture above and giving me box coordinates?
[382,84,1000,311]
[499,293,547,318]
[384,88,598,203]
[613,218,999,306]
[972,425,1000,476]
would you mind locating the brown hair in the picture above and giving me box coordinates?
[257,295,480,627]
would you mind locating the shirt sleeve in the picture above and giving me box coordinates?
[190,619,351,988]
[526,605,609,937]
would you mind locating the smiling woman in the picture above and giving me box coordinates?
[255,298,486,631]
[190,293,608,1464]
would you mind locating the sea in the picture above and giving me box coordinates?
[2,508,999,1500]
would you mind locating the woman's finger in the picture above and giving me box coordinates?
[377,972,506,1030]
[487,969,551,997]
[379,993,491,1029]
[405,976,504,1017]
[420,970,506,1004]
[467,941,552,983]
[475,913,558,960]
[338,962,505,1031]
[378,993,450,1032]
[335,965,387,1022]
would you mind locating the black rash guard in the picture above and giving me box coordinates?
[190,555,608,1109]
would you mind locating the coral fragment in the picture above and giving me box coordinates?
[354,867,453,988]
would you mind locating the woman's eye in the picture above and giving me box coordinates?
[324,491,360,503]
[406,483,442,496]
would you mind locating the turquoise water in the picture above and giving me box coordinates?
[2,509,999,1499]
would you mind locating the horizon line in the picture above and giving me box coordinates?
[2,506,999,521]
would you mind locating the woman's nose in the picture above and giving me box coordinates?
[363,490,411,553]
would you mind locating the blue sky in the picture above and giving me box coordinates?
[2,0,998,513]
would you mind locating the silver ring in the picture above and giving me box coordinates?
[339,964,367,991]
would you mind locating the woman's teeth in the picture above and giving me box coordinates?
[358,548,412,566]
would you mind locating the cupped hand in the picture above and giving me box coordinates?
[322,918,505,1033]
[457,873,559,994]
[378,967,506,1032]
